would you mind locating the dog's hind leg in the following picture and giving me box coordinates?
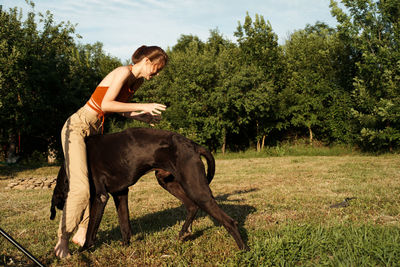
[83,192,109,250]
[196,198,248,250]
[155,170,199,240]
[111,189,132,245]
[178,163,248,250]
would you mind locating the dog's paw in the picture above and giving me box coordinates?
[78,244,92,253]
[78,246,87,253]
[242,245,250,251]
[178,231,192,241]
[122,240,131,246]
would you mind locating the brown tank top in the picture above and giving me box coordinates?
[87,65,137,115]
[86,65,140,132]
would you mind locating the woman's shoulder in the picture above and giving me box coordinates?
[114,65,132,74]
[109,65,133,80]
[98,65,133,86]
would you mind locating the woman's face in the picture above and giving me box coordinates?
[143,59,163,80]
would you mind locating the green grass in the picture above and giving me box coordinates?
[1,154,400,266]
[233,224,400,266]
[215,143,358,159]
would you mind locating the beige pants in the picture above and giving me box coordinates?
[58,106,101,239]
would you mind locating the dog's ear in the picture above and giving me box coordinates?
[50,206,56,220]
[50,193,66,220]
[50,163,68,220]
[56,198,65,210]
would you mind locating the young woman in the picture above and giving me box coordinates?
[54,45,168,258]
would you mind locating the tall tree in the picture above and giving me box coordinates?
[0,5,120,161]
[234,13,283,151]
[330,0,400,151]
[281,23,354,144]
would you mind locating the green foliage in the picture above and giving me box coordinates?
[281,22,355,144]
[331,0,400,151]
[133,16,284,152]
[0,5,121,159]
[233,14,283,149]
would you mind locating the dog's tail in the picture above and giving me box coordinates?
[50,163,69,220]
[197,145,215,184]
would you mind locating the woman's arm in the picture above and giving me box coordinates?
[101,68,165,114]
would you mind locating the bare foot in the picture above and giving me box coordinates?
[54,238,71,259]
[72,227,86,247]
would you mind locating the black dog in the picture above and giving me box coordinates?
[50,127,247,250]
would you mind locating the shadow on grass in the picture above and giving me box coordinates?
[94,188,257,250]
[0,163,59,180]
[0,164,32,179]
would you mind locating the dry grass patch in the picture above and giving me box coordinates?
[1,155,399,266]
[213,156,400,228]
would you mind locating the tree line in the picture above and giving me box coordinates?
[1,0,399,162]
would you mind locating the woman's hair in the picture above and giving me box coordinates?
[132,45,168,69]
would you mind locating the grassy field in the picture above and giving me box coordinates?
[1,153,399,266]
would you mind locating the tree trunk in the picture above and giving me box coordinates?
[0,128,5,161]
[256,135,266,152]
[6,134,18,164]
[308,126,313,145]
[222,133,226,154]
[261,135,266,151]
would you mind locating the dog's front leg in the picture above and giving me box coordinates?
[82,192,109,250]
[112,189,132,245]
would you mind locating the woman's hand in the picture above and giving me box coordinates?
[140,103,166,115]
[122,103,166,126]
[131,112,161,125]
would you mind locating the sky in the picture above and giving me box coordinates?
[2,0,340,62]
